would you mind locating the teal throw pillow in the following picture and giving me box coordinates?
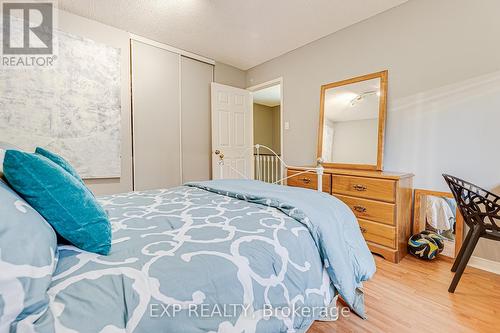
[35,147,84,183]
[3,150,111,255]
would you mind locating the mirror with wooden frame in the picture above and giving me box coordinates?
[317,70,388,170]
[413,189,464,258]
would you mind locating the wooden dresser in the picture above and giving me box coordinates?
[287,167,413,263]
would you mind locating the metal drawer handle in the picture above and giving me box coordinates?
[353,205,367,213]
[360,227,367,234]
[300,177,311,184]
[353,184,367,191]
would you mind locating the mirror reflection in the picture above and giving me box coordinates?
[321,77,381,165]
[414,191,460,258]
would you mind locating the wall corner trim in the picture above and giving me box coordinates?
[468,256,500,275]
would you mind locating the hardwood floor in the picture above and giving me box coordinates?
[308,255,500,333]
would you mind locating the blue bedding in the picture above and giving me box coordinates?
[187,180,376,317]
[20,180,374,332]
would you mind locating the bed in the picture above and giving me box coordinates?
[3,178,375,333]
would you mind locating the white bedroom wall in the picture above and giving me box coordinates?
[246,0,500,262]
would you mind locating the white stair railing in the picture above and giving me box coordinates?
[254,154,281,184]
[214,144,324,192]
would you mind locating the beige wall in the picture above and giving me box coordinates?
[214,61,246,88]
[253,104,281,154]
[246,0,500,262]
[271,105,281,155]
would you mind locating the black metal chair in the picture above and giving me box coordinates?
[442,174,500,293]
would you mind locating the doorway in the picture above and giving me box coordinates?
[247,78,283,184]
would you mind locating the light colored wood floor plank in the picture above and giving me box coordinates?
[308,255,500,333]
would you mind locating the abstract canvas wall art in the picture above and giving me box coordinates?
[0,26,121,178]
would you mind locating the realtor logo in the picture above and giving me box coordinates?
[2,1,53,54]
[1,0,56,66]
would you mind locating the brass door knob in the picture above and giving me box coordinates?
[214,150,224,159]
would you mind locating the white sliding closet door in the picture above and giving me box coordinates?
[181,57,213,182]
[131,40,181,190]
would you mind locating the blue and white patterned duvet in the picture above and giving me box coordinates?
[24,180,374,333]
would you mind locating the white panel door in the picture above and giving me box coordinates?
[211,82,253,179]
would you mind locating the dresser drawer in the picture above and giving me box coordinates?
[336,194,395,225]
[287,170,331,193]
[358,219,396,249]
[332,175,396,202]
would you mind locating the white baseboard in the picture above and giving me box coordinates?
[468,256,500,275]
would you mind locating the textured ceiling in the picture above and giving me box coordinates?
[58,0,407,69]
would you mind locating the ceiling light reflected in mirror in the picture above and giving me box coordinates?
[318,70,387,170]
